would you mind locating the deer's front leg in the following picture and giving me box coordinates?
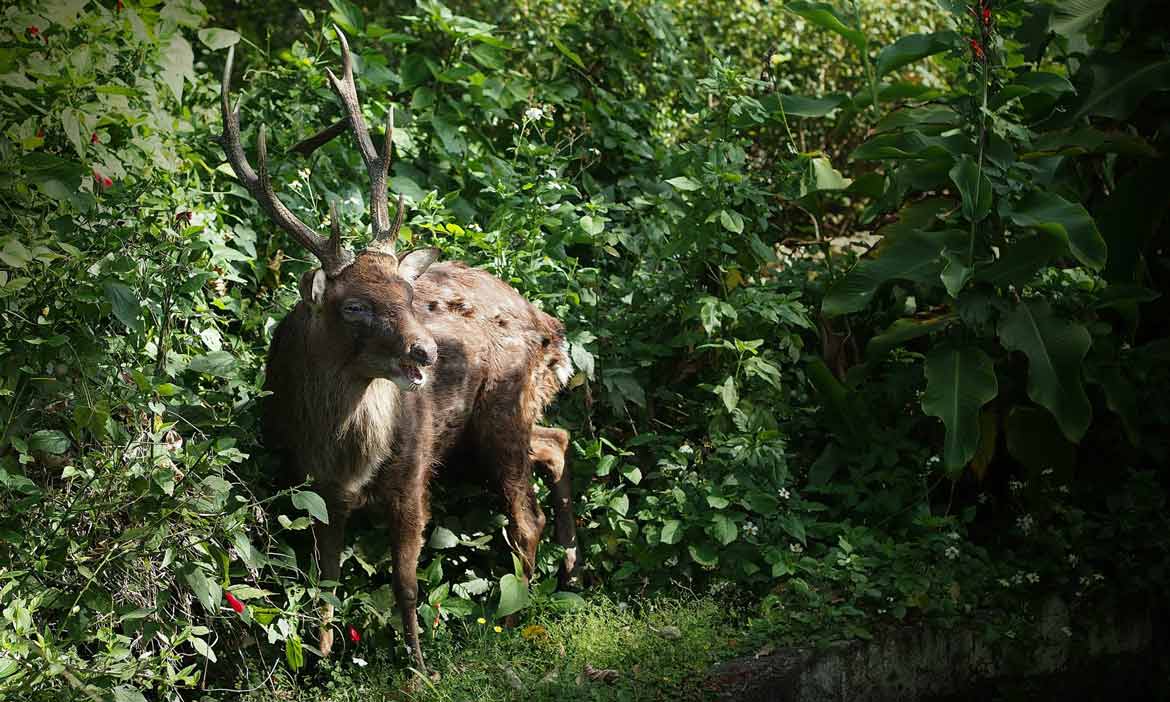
[386,479,429,674]
[311,488,352,658]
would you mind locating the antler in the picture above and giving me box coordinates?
[326,26,405,255]
[220,46,354,276]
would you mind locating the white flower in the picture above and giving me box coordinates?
[777,487,791,500]
[678,444,694,455]
[1026,572,1040,584]
[665,555,678,567]
[1009,480,1026,492]
[1041,468,1054,476]
[1017,514,1035,534]
[944,545,960,560]
[524,106,545,121]
[927,455,941,466]
[789,542,803,554]
[1061,626,1072,638]
[1067,553,1079,567]
[547,181,564,191]
[297,168,311,181]
[947,532,960,540]
[352,657,368,668]
[742,521,759,537]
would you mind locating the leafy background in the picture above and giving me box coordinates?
[1,0,1168,699]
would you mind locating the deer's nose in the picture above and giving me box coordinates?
[408,341,436,367]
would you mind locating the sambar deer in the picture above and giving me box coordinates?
[219,32,577,673]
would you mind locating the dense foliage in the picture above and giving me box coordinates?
[1,0,1167,699]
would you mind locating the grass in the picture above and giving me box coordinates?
[202,595,745,702]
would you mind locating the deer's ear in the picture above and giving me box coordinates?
[397,247,440,284]
[298,268,328,309]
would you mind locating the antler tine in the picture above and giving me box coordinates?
[326,25,397,254]
[220,46,353,275]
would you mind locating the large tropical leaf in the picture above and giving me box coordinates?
[1049,0,1112,37]
[784,1,867,52]
[1004,191,1107,271]
[823,199,959,316]
[1048,58,1170,128]
[997,300,1092,442]
[922,346,999,472]
[875,32,958,77]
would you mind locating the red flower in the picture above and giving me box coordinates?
[982,6,992,25]
[117,0,124,12]
[175,211,193,226]
[225,592,246,614]
[969,39,986,62]
[348,625,361,643]
[223,589,244,613]
[93,169,114,189]
[27,26,39,36]
[91,132,99,144]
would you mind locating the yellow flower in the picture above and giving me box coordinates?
[493,625,503,633]
[477,617,487,625]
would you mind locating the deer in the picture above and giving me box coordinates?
[219,30,578,674]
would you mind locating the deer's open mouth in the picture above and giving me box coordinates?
[394,358,426,389]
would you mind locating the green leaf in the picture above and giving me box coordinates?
[60,107,85,158]
[183,567,220,614]
[1050,0,1112,37]
[976,232,1064,287]
[29,430,70,455]
[665,176,701,192]
[609,493,629,517]
[103,281,142,334]
[866,314,957,359]
[711,514,738,546]
[111,686,148,702]
[0,239,32,269]
[719,210,744,234]
[688,543,719,567]
[197,28,241,51]
[292,490,330,525]
[579,215,605,236]
[495,574,530,617]
[716,376,738,412]
[549,591,586,611]
[1049,59,1170,128]
[186,351,236,378]
[805,359,863,444]
[997,299,1092,442]
[922,346,999,472]
[551,37,585,69]
[285,635,304,671]
[785,1,867,52]
[1005,405,1076,476]
[876,31,957,77]
[1005,192,1106,270]
[660,519,683,545]
[802,157,852,196]
[428,526,458,549]
[329,0,365,33]
[190,636,217,662]
[949,156,992,222]
[159,35,194,103]
[823,199,957,316]
[769,93,847,118]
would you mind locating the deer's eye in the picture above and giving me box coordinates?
[341,299,372,322]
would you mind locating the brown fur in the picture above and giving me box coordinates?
[263,252,575,670]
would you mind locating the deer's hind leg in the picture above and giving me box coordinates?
[475,413,545,580]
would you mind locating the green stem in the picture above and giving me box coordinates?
[969,45,991,267]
